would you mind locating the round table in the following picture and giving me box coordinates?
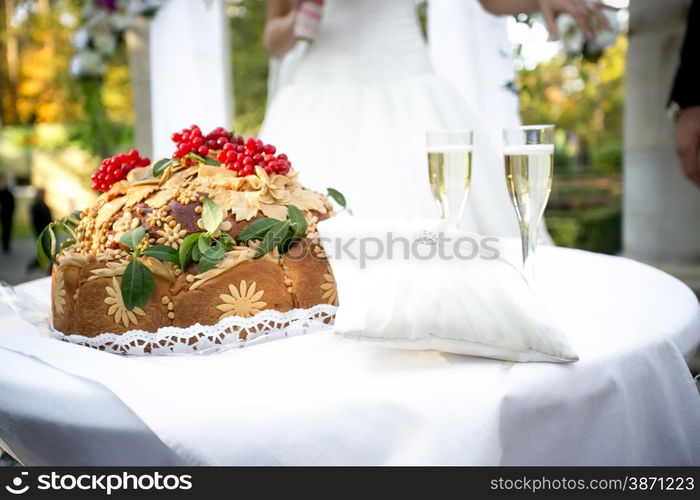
[1,246,699,465]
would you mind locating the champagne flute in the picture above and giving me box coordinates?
[503,125,554,285]
[426,130,473,227]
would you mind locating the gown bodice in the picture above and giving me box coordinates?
[294,0,432,84]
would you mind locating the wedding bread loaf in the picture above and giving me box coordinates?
[47,126,338,337]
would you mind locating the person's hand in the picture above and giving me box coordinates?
[264,0,301,58]
[538,0,611,43]
[674,106,700,187]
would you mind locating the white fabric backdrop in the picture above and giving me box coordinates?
[149,0,232,158]
[428,0,521,134]
[1,244,699,465]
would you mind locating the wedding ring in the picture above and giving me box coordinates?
[414,230,438,246]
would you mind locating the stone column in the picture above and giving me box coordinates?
[624,0,700,266]
[125,16,153,158]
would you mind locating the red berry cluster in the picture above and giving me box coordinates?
[170,124,292,177]
[91,149,150,192]
[217,137,291,177]
[171,125,233,159]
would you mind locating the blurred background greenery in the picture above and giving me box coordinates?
[0,0,624,254]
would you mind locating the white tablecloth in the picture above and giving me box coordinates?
[1,246,699,465]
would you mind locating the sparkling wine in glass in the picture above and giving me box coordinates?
[426,130,473,227]
[503,125,554,284]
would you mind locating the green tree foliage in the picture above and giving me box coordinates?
[518,36,626,173]
[0,1,133,135]
[229,0,268,135]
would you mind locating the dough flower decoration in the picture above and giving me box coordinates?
[320,268,338,306]
[54,269,67,316]
[249,166,293,204]
[216,280,267,319]
[104,276,146,327]
[155,222,188,249]
[111,211,141,242]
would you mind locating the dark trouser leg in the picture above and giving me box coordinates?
[0,217,11,253]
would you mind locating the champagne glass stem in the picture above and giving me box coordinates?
[520,219,538,284]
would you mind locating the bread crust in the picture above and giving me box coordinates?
[50,164,337,336]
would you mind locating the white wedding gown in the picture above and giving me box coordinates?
[428,0,521,134]
[260,0,520,237]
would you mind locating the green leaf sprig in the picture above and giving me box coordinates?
[178,198,236,273]
[151,151,217,178]
[152,158,174,177]
[201,197,224,233]
[36,213,81,268]
[188,152,219,166]
[118,226,179,311]
[326,187,352,215]
[118,227,153,311]
[238,204,307,259]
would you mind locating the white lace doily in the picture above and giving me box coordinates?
[48,305,337,355]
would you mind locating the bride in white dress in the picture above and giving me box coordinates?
[260,0,522,236]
